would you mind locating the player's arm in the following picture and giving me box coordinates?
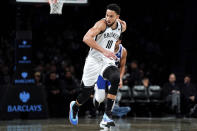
[83,20,117,59]
[117,19,127,32]
[119,48,127,88]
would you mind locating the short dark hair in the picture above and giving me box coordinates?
[106,4,121,15]
[131,60,138,65]
[142,77,149,81]
[185,74,191,79]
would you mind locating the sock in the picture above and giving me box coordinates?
[89,98,97,116]
[105,98,115,117]
[93,97,100,109]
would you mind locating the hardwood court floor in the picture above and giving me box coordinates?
[0,117,197,131]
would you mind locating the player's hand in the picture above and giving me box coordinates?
[103,50,117,60]
[119,79,123,88]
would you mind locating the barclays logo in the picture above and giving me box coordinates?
[7,91,42,113]
[19,91,30,103]
[22,40,27,45]
[18,40,32,48]
[18,56,31,64]
[7,125,42,131]
[15,72,35,84]
[21,72,28,79]
[7,104,42,112]
[23,56,27,60]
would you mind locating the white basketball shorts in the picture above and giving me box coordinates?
[81,55,115,87]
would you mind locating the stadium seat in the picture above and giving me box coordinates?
[119,85,134,105]
[132,85,149,103]
[148,86,162,102]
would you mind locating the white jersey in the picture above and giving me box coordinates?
[88,19,122,61]
[82,19,122,86]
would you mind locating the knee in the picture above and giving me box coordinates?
[103,66,120,86]
[109,72,120,85]
[103,66,120,96]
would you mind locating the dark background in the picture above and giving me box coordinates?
[3,0,197,85]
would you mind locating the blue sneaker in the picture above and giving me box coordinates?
[69,101,78,125]
[100,113,115,128]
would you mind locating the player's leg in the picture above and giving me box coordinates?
[88,89,97,118]
[69,56,101,125]
[100,65,120,128]
[69,83,94,124]
[93,75,108,106]
[93,74,112,110]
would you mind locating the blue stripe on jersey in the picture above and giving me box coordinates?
[115,44,123,66]
[115,44,123,59]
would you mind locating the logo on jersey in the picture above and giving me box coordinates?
[104,32,119,40]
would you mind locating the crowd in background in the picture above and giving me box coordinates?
[31,60,197,118]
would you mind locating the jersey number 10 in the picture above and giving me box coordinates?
[106,40,113,49]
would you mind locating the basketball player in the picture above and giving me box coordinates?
[115,35,127,89]
[69,3,126,127]
[93,35,127,128]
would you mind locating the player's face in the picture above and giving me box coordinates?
[105,9,119,27]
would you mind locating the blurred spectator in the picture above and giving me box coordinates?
[0,65,11,86]
[128,60,143,88]
[141,77,150,88]
[50,64,57,73]
[112,92,131,118]
[60,70,81,116]
[34,71,43,87]
[162,73,181,116]
[122,65,130,86]
[45,72,64,117]
[60,71,80,98]
[181,75,197,116]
